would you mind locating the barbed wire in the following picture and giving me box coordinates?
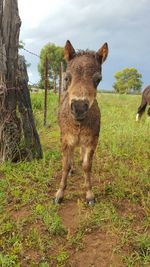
[0,46,41,60]
[21,47,40,58]
[28,80,37,85]
[0,46,41,87]
[0,46,53,89]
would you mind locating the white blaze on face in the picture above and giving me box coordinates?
[70,96,87,101]
[136,113,139,121]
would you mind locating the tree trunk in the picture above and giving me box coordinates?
[0,0,42,162]
[0,0,21,162]
[53,70,57,93]
[17,56,42,159]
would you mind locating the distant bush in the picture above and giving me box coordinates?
[31,95,43,110]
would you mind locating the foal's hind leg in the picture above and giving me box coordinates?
[147,107,150,117]
[136,98,147,121]
[68,154,74,176]
[55,144,73,203]
[82,146,95,205]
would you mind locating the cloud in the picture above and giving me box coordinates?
[28,71,33,78]
[18,0,150,89]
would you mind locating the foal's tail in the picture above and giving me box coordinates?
[136,96,147,121]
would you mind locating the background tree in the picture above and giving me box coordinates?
[38,43,66,90]
[19,40,25,49]
[113,67,143,94]
[19,40,31,68]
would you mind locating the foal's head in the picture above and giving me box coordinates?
[64,40,108,121]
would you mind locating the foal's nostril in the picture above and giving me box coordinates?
[84,103,89,112]
[71,101,78,114]
[71,100,89,119]
[71,102,76,113]
[71,102,74,111]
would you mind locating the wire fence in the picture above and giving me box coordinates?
[0,46,40,60]
[0,45,64,127]
[21,47,40,59]
[0,45,64,86]
[0,46,41,87]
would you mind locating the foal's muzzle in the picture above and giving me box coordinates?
[71,99,89,120]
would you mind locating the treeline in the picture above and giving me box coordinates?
[35,43,144,94]
[38,43,66,90]
[98,90,141,95]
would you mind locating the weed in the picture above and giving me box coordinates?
[0,253,19,267]
[34,203,67,236]
[56,249,69,267]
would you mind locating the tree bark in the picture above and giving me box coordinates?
[17,56,42,159]
[0,0,21,162]
[0,0,42,162]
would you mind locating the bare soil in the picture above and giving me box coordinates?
[69,230,122,267]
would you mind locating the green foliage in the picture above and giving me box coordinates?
[133,233,150,257]
[34,203,67,236]
[67,229,84,249]
[113,67,143,94]
[0,254,19,267]
[19,40,25,49]
[0,93,149,266]
[79,202,119,232]
[31,94,43,110]
[38,43,66,89]
[39,263,49,267]
[18,40,31,68]
[56,250,69,267]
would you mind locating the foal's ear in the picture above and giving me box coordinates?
[97,43,108,64]
[64,40,76,61]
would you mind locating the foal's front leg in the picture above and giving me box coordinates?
[82,146,95,205]
[55,144,73,203]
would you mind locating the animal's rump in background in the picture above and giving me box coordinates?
[136,85,150,121]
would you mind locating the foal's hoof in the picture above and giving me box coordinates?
[86,198,96,206]
[54,197,63,204]
[68,168,74,176]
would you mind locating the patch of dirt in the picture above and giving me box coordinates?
[69,230,123,267]
[0,171,5,179]
[58,202,80,234]
[10,205,31,220]
[116,199,146,229]
[22,249,41,267]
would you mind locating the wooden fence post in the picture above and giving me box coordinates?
[44,56,49,126]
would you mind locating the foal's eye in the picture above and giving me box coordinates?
[63,73,72,90]
[64,73,71,82]
[95,78,101,86]
[64,76,69,82]
[93,73,102,88]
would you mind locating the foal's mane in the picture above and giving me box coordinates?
[75,50,96,57]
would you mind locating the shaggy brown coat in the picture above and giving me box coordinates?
[55,40,108,204]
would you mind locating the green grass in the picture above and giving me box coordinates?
[0,92,149,266]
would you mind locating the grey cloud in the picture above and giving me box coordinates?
[20,0,150,89]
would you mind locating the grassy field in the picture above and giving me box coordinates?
[0,92,149,267]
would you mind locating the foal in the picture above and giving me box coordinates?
[55,40,108,204]
[136,85,150,121]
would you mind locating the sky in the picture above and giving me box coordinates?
[18,0,150,90]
